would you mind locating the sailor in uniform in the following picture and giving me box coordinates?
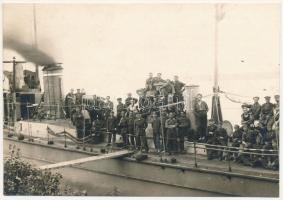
[177,111,190,153]
[193,93,209,141]
[116,98,125,121]
[134,113,148,152]
[165,112,178,154]
[251,96,261,120]
[106,111,117,145]
[260,96,274,126]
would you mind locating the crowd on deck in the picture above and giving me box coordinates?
[206,95,279,170]
[64,73,279,170]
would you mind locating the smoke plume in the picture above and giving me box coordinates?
[3,37,55,66]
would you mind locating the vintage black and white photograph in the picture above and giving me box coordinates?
[1,1,280,197]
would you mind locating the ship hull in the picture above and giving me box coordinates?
[3,137,279,197]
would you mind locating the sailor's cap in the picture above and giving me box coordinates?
[253,96,259,100]
[274,95,280,98]
[264,96,271,99]
[117,97,122,101]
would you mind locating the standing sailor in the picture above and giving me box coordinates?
[116,98,125,121]
[134,113,148,152]
[127,111,136,148]
[260,96,274,126]
[193,93,209,141]
[177,111,190,153]
[251,96,261,120]
[106,111,117,145]
[165,112,178,154]
[118,111,129,146]
[151,112,161,152]
[65,88,76,118]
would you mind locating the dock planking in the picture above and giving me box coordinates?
[39,150,133,170]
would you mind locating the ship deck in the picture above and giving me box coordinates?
[4,119,279,181]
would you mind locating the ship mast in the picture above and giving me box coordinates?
[214,4,219,92]
[211,4,224,124]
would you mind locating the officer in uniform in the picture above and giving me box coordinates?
[116,98,125,121]
[104,96,113,119]
[134,113,148,152]
[260,96,274,126]
[106,111,117,145]
[177,111,190,153]
[151,112,161,152]
[118,111,129,146]
[165,112,178,154]
[193,93,209,141]
[251,96,261,120]
[127,111,136,148]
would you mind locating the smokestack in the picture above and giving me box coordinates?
[42,63,64,119]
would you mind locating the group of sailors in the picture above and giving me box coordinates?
[64,73,192,154]
[63,74,279,169]
[206,95,279,170]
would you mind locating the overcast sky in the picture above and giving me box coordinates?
[3,3,280,124]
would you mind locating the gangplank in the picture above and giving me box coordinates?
[39,150,133,170]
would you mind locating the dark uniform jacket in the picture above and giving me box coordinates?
[251,102,261,120]
[194,101,208,116]
[215,127,228,145]
[134,118,146,135]
[242,130,256,145]
[116,103,125,116]
[151,118,161,135]
[127,116,135,133]
[104,101,114,110]
[174,80,185,94]
[241,112,254,126]
[75,93,83,105]
[118,117,128,134]
[146,77,154,88]
[261,102,274,116]
[207,124,218,144]
[177,116,190,128]
[106,116,117,132]
[231,130,243,143]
